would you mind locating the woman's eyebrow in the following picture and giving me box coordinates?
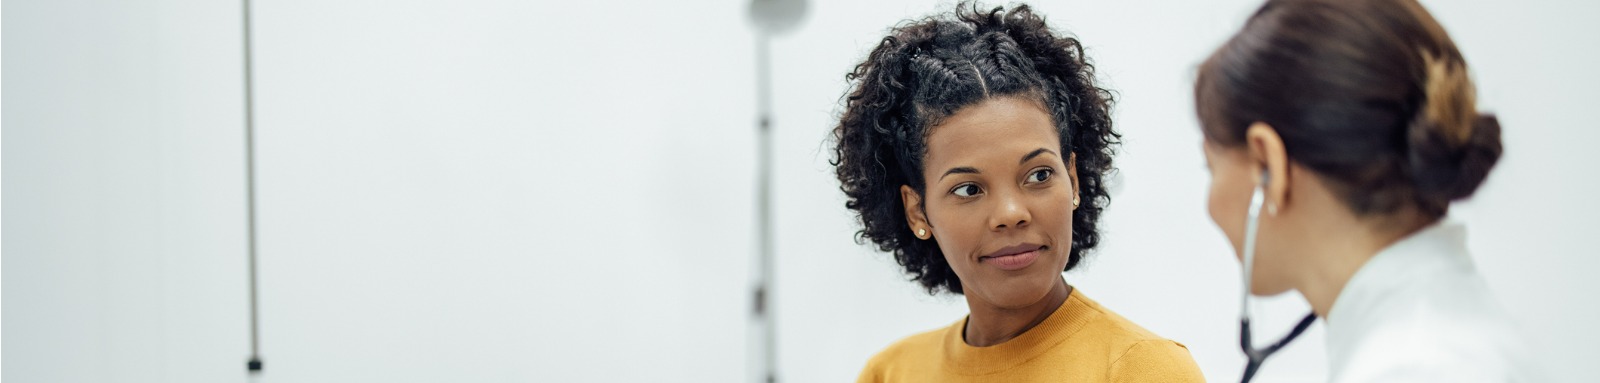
[1020,148,1058,164]
[938,148,1057,181]
[940,167,980,181]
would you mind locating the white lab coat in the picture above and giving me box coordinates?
[1324,220,1536,382]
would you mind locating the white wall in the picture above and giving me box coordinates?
[4,0,253,380]
[4,0,1597,382]
[245,1,758,382]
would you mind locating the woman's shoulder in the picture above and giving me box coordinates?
[1104,339,1206,382]
[856,322,955,383]
[862,322,951,367]
[1070,292,1205,381]
[1072,291,1185,345]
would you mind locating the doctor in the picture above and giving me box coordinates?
[1192,0,1534,381]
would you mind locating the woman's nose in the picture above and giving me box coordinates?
[989,190,1031,231]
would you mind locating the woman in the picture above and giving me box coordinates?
[1195,0,1533,381]
[833,3,1204,381]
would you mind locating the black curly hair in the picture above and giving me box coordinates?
[831,2,1118,295]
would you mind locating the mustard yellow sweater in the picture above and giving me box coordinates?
[856,288,1205,382]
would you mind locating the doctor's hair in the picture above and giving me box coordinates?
[1195,0,1501,218]
[831,2,1118,295]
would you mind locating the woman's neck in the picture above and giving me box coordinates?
[961,278,1072,347]
[1291,207,1433,318]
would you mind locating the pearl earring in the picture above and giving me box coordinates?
[917,228,927,238]
[1073,195,1080,208]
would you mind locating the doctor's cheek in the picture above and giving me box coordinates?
[1206,175,1247,261]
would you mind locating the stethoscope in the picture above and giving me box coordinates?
[1238,171,1318,383]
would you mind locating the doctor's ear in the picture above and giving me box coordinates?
[1246,122,1291,214]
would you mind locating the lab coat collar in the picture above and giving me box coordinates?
[1322,219,1473,370]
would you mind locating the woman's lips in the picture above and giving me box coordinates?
[980,247,1042,271]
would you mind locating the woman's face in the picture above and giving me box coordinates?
[1202,139,1295,295]
[907,96,1078,309]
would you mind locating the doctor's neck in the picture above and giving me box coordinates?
[1276,179,1437,318]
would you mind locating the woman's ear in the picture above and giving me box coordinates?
[901,185,931,239]
[1066,153,1080,209]
[1246,122,1291,214]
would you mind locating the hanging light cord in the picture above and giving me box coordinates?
[242,0,263,374]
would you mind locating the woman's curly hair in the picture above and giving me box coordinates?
[831,2,1118,295]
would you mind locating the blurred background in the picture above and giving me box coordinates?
[5,0,1598,382]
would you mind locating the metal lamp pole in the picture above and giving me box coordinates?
[747,1,805,382]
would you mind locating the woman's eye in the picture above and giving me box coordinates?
[1027,168,1053,183]
[952,184,981,197]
